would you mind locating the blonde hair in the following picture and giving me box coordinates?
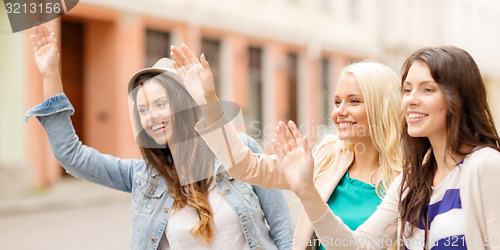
[313,62,403,198]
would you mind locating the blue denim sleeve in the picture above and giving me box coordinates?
[25,93,138,192]
[241,134,294,250]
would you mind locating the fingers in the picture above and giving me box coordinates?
[302,136,312,159]
[281,121,298,150]
[271,139,285,162]
[171,61,186,79]
[40,24,51,43]
[36,25,48,45]
[170,45,190,68]
[288,120,302,141]
[180,43,200,65]
[30,34,39,52]
[274,122,292,153]
[32,27,44,52]
[200,53,214,77]
[49,32,57,45]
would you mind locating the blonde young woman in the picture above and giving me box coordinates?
[170,44,404,249]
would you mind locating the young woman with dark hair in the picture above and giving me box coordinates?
[269,46,500,249]
[25,24,293,250]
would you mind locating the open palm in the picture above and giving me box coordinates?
[272,121,315,194]
[170,44,216,105]
[31,24,59,76]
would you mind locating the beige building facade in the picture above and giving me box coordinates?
[0,0,499,192]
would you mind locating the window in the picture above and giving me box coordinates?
[321,58,333,125]
[201,38,222,97]
[287,53,299,123]
[145,29,171,67]
[246,46,264,138]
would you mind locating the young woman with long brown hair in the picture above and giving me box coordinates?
[271,46,500,249]
[25,24,293,250]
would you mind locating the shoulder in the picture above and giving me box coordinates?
[463,146,500,176]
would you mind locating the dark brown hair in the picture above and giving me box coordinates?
[129,73,217,244]
[399,46,500,240]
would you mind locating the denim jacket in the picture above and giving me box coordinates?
[25,93,293,250]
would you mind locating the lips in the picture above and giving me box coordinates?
[151,121,169,134]
[337,121,357,129]
[407,112,428,123]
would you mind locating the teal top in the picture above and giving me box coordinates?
[318,170,382,250]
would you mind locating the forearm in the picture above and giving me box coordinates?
[42,71,63,100]
[296,185,329,222]
[26,94,135,192]
[198,96,224,127]
[196,116,291,189]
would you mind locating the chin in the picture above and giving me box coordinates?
[407,130,424,138]
[153,138,168,145]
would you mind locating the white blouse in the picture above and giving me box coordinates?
[162,186,250,250]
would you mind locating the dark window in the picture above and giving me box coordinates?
[287,53,299,123]
[145,29,171,67]
[321,58,332,125]
[246,46,263,138]
[201,38,222,97]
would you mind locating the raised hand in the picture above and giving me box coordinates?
[31,24,59,77]
[272,121,315,196]
[170,44,216,106]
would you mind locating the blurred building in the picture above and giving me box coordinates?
[0,0,499,192]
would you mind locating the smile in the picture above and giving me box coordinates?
[151,122,169,134]
[337,121,357,129]
[407,112,428,123]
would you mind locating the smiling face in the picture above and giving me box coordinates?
[402,60,447,140]
[136,80,173,145]
[330,74,370,143]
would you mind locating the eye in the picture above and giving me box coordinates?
[350,99,361,104]
[157,102,167,109]
[137,107,148,114]
[334,100,341,107]
[424,88,435,93]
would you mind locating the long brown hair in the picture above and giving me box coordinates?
[129,73,217,245]
[399,46,500,240]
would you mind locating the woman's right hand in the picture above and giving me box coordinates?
[31,24,59,77]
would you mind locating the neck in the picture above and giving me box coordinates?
[349,140,380,183]
[429,133,461,171]
[428,134,471,186]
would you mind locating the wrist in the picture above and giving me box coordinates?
[294,182,316,199]
[41,70,59,80]
[205,92,218,102]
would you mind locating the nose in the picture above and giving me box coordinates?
[331,102,347,121]
[337,102,348,116]
[148,107,161,120]
[403,90,420,107]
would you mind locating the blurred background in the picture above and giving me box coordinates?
[1,0,499,249]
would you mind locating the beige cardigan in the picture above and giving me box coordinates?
[310,147,500,249]
[196,115,355,250]
[197,115,500,250]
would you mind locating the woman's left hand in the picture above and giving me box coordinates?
[272,121,315,196]
[170,44,217,106]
